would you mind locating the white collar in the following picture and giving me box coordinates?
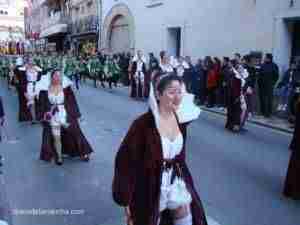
[36,73,73,94]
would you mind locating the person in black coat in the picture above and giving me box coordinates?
[0,96,3,167]
[257,53,279,117]
[194,59,206,104]
[149,53,159,73]
[0,96,4,143]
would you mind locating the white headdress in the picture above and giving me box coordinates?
[132,52,146,63]
[148,73,201,129]
[170,56,178,68]
[36,71,73,97]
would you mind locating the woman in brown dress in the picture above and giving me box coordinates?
[14,57,42,122]
[112,72,207,225]
[283,96,300,199]
[225,60,241,132]
[38,70,93,165]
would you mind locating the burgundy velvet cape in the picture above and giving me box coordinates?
[112,110,208,225]
[283,102,300,199]
[39,87,93,161]
[14,67,42,122]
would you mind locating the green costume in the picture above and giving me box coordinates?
[66,57,77,77]
[78,59,89,76]
[33,55,42,68]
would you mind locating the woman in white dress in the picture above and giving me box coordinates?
[112,71,207,225]
[38,70,93,165]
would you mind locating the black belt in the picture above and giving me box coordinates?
[50,103,64,114]
[161,159,183,184]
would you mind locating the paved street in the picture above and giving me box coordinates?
[0,79,299,225]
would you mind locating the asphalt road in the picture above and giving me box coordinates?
[0,79,299,225]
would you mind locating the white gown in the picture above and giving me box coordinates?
[26,70,39,106]
[48,91,67,133]
[159,133,192,212]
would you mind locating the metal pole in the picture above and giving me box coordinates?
[97,0,102,51]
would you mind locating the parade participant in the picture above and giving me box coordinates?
[243,55,257,118]
[50,53,60,71]
[63,53,76,80]
[0,56,4,79]
[0,96,4,142]
[33,53,42,68]
[4,57,10,79]
[72,56,81,90]
[41,53,51,74]
[104,56,115,89]
[235,60,249,129]
[111,56,121,88]
[14,56,25,120]
[89,54,100,88]
[160,54,175,73]
[283,95,300,200]
[148,52,159,73]
[112,71,206,225]
[130,50,147,99]
[175,57,188,78]
[8,60,15,90]
[225,59,244,132]
[38,70,93,165]
[14,57,42,122]
[95,55,104,88]
[102,56,110,88]
[24,58,43,123]
[78,56,89,85]
[257,53,279,118]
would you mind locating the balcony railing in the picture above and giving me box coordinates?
[71,15,99,35]
[41,11,69,30]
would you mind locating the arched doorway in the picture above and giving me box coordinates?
[102,3,135,54]
[109,15,130,53]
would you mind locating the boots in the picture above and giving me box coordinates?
[54,136,63,166]
[30,104,37,124]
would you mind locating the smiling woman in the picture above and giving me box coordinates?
[112,72,206,225]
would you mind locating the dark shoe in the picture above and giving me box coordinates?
[239,127,248,133]
[81,154,90,162]
[55,158,63,166]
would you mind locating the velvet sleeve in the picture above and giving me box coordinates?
[37,91,51,122]
[232,77,242,99]
[64,87,81,119]
[112,119,142,207]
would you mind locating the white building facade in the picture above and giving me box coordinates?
[0,0,24,42]
[101,0,300,72]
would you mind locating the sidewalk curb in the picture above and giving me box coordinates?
[201,107,294,134]
[80,82,294,135]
